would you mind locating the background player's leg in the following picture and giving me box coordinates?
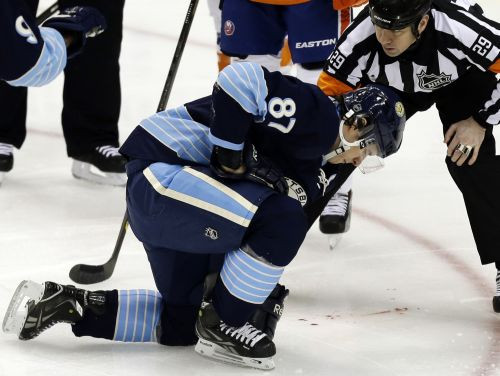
[220,0,285,72]
[494,261,500,312]
[0,0,39,185]
[207,0,231,71]
[285,1,355,243]
[59,0,127,186]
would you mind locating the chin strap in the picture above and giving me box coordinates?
[323,145,347,164]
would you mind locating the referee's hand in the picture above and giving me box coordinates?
[444,117,485,166]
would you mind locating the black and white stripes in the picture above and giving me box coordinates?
[496,270,500,297]
[324,0,500,126]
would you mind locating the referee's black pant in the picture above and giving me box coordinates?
[0,0,125,157]
[400,68,500,266]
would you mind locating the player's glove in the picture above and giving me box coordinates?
[210,145,243,177]
[243,144,288,195]
[210,144,289,195]
[249,284,289,340]
[42,6,106,58]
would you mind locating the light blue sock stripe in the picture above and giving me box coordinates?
[228,250,284,280]
[220,249,283,304]
[114,290,128,341]
[217,63,268,121]
[221,268,274,304]
[221,268,270,304]
[132,289,146,342]
[125,290,139,341]
[7,27,66,87]
[114,290,162,342]
[224,252,280,288]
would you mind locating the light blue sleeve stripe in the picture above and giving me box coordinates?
[7,27,66,87]
[148,163,255,220]
[140,105,212,164]
[217,62,268,122]
[208,132,244,151]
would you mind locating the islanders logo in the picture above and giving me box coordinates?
[224,20,235,36]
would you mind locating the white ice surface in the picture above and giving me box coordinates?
[1,1,500,375]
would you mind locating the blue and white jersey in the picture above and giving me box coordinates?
[121,62,341,204]
[1,0,66,87]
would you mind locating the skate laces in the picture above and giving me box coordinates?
[96,145,121,158]
[220,322,267,347]
[0,143,13,156]
[322,192,349,216]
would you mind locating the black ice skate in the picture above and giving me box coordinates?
[0,143,14,185]
[72,145,127,186]
[195,301,276,370]
[493,270,500,313]
[319,190,352,249]
[2,280,105,340]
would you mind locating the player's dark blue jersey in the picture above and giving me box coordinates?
[1,0,66,86]
[120,62,341,204]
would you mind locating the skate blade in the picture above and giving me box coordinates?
[2,280,45,337]
[328,234,343,250]
[72,161,126,187]
[195,339,275,370]
[0,171,5,186]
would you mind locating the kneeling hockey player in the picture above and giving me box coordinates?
[3,62,406,370]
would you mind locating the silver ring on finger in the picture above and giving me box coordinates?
[455,143,473,156]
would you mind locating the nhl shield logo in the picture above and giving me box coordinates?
[417,70,452,90]
[224,20,235,36]
[205,227,218,240]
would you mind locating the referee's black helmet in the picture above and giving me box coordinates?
[369,0,432,30]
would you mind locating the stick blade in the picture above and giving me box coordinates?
[69,263,112,285]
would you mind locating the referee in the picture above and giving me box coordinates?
[317,0,500,311]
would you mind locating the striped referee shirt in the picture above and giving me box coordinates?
[318,0,500,127]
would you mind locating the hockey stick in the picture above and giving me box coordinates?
[36,2,59,24]
[69,0,200,284]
